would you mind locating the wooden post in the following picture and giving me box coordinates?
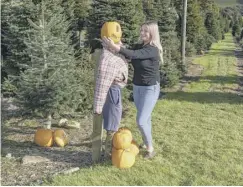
[91,49,103,163]
[182,0,187,67]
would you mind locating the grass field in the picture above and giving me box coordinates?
[214,0,243,7]
[44,33,243,186]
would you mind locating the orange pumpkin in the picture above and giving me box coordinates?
[113,130,132,149]
[129,140,139,156]
[101,21,122,43]
[53,129,68,147]
[118,127,132,138]
[112,147,135,169]
[34,129,53,147]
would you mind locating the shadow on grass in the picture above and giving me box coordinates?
[183,75,239,85]
[165,91,243,104]
[208,48,235,57]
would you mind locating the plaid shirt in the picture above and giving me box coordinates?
[94,48,128,114]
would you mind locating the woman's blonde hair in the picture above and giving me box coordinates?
[140,21,164,64]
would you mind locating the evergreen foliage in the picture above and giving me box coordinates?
[1,0,37,86]
[1,0,239,116]
[87,0,145,51]
[16,0,93,117]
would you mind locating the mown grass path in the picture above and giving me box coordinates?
[45,33,243,186]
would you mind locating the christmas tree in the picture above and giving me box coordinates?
[16,0,90,127]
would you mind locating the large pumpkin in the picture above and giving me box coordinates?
[34,129,53,147]
[112,148,135,169]
[53,129,68,147]
[118,127,132,138]
[101,21,122,43]
[130,140,139,156]
[113,130,132,149]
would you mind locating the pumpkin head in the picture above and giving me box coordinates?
[53,129,68,147]
[101,21,122,43]
[130,140,139,156]
[112,148,135,169]
[34,129,53,147]
[118,127,132,138]
[113,130,132,149]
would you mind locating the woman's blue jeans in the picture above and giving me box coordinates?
[133,82,160,148]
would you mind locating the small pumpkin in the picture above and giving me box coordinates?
[101,21,122,43]
[34,129,54,147]
[129,140,139,156]
[53,129,68,147]
[112,147,136,169]
[113,130,132,149]
[118,127,132,138]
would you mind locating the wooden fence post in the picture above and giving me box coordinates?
[91,49,103,163]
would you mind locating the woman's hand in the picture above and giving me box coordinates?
[102,37,121,52]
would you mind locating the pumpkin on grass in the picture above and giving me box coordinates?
[130,140,139,156]
[101,21,122,43]
[53,129,68,147]
[112,147,135,169]
[34,129,53,147]
[113,130,132,149]
[118,127,132,138]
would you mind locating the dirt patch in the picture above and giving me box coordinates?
[168,56,204,92]
[178,62,204,91]
[1,97,93,186]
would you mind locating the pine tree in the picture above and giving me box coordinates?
[87,0,145,51]
[1,0,37,91]
[87,0,115,51]
[232,20,241,37]
[186,0,205,44]
[186,0,210,52]
[203,2,223,41]
[16,0,91,126]
[143,0,182,86]
[231,9,243,37]
[61,0,91,52]
[205,12,220,40]
[112,0,145,46]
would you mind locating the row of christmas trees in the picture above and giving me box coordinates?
[1,0,243,122]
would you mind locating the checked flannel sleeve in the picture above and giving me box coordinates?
[94,49,119,114]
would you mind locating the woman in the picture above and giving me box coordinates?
[102,21,163,159]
